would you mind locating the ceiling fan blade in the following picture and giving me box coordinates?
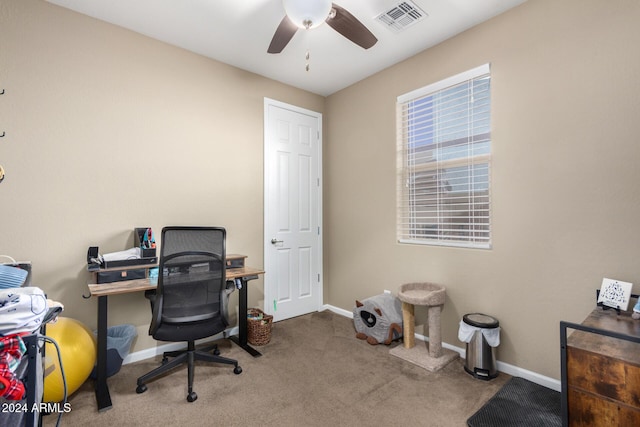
[268,15,298,54]
[326,3,377,50]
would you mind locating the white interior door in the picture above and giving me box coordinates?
[264,98,322,322]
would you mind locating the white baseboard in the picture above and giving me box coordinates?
[321,304,561,392]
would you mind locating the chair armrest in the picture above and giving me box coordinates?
[149,294,163,335]
[221,281,235,325]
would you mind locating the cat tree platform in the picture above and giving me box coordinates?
[390,282,458,371]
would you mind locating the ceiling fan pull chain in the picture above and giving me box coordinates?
[305,50,310,72]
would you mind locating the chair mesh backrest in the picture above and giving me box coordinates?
[158,227,226,323]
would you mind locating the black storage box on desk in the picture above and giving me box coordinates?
[134,227,157,259]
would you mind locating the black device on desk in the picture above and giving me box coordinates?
[87,246,100,271]
[87,246,156,283]
[87,246,157,271]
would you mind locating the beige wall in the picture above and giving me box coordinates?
[325,0,640,380]
[2,0,639,381]
[0,0,323,352]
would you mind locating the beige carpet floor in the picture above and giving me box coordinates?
[43,310,509,426]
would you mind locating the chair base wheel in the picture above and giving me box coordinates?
[187,392,197,402]
[234,366,242,375]
[136,384,147,394]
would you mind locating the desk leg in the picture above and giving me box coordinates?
[95,295,112,411]
[229,276,262,357]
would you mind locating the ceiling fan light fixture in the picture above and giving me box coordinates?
[282,0,333,29]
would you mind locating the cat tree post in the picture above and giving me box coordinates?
[401,302,415,348]
[427,303,442,358]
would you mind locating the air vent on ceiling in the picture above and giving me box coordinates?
[376,1,427,33]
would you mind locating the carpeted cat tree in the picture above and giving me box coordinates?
[389,282,458,372]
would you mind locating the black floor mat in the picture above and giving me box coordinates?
[467,377,561,427]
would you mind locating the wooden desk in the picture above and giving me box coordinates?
[87,266,263,296]
[87,256,264,412]
[560,308,640,426]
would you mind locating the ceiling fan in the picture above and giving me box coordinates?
[268,0,378,54]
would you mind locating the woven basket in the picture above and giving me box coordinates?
[247,308,273,346]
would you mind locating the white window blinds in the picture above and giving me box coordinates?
[396,64,491,248]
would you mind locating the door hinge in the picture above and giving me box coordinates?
[318,273,320,282]
[317,227,320,235]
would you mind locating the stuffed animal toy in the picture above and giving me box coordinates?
[353,293,403,345]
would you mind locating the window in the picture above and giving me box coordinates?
[396,64,491,248]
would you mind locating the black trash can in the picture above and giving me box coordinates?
[461,313,500,381]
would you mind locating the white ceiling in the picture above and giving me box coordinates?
[45,0,526,96]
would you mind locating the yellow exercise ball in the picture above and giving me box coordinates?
[43,317,97,403]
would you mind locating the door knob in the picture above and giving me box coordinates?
[271,238,283,245]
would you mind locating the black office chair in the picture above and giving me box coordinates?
[135,226,242,402]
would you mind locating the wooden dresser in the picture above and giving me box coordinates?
[561,308,640,426]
